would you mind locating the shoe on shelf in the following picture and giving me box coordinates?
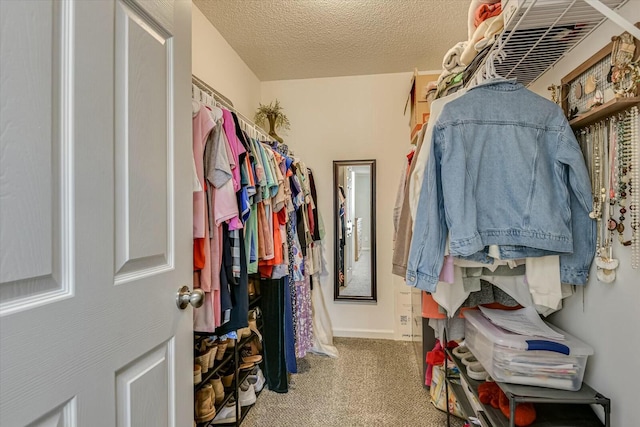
[195,383,216,423]
[248,277,262,298]
[211,400,236,425]
[210,375,225,405]
[238,380,256,407]
[239,361,254,371]
[237,327,252,338]
[247,367,265,393]
[194,364,202,385]
[248,335,262,354]
[215,339,229,361]
[194,352,210,375]
[221,371,234,388]
[203,340,218,369]
[250,365,264,379]
[240,346,262,365]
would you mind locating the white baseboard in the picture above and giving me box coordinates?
[333,328,395,340]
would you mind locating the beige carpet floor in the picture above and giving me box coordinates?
[242,338,464,427]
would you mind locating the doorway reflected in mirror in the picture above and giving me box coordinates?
[333,160,376,301]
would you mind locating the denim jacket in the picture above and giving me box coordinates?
[406,79,595,292]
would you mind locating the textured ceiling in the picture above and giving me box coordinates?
[193,0,470,81]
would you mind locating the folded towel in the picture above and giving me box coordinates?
[467,0,501,39]
[442,41,468,71]
[461,14,504,66]
[474,13,504,50]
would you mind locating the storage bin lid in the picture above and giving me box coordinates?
[464,310,594,356]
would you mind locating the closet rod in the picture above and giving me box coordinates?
[191,74,272,140]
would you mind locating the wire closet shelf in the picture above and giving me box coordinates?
[469,0,631,87]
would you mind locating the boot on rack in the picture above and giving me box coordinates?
[210,375,225,405]
[221,366,234,388]
[194,383,216,423]
[194,364,202,385]
[215,338,229,361]
[202,339,219,369]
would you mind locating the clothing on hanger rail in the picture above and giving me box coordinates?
[192,76,272,141]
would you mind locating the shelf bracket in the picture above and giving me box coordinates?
[582,0,640,39]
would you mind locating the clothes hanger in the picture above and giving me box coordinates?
[191,85,204,115]
[205,94,223,121]
[474,48,508,86]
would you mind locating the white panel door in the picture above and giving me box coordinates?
[0,1,193,426]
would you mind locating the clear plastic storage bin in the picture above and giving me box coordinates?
[464,310,594,391]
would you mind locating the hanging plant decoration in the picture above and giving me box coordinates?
[254,99,290,143]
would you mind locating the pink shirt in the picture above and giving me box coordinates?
[214,179,240,227]
[193,106,215,238]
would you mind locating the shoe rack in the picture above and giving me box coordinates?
[194,295,264,427]
[443,348,611,427]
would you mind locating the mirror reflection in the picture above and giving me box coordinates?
[334,160,376,301]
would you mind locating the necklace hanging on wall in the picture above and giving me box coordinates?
[589,124,604,221]
[615,113,632,247]
[630,106,639,269]
[596,120,619,282]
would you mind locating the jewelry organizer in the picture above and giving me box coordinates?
[560,24,640,279]
[560,23,640,128]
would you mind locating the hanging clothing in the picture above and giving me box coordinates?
[283,276,298,374]
[409,89,469,223]
[261,278,289,393]
[309,274,339,358]
[407,79,595,293]
[392,134,423,277]
[193,107,215,240]
[190,95,325,378]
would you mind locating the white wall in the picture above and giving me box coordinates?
[191,4,261,118]
[262,73,412,339]
[529,4,640,425]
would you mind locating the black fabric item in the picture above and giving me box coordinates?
[260,278,289,393]
[283,276,298,374]
[231,112,250,151]
[218,223,233,319]
[222,223,236,286]
[242,130,256,165]
[216,223,249,335]
[308,168,321,242]
[296,205,307,257]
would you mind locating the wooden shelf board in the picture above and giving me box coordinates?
[569,97,640,129]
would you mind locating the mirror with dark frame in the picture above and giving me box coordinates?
[333,160,376,301]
